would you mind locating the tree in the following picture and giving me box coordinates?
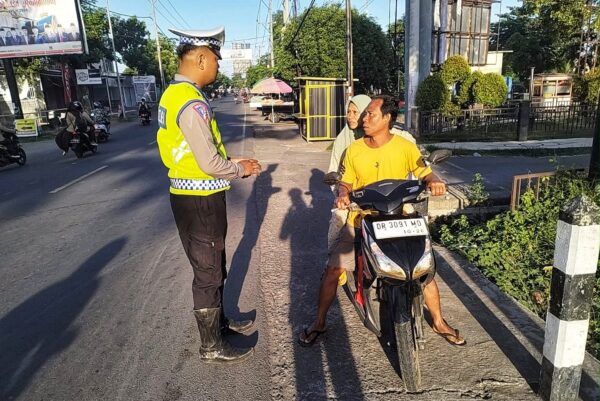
[80,1,112,63]
[269,5,393,93]
[231,73,245,89]
[123,34,178,85]
[245,57,272,88]
[387,19,405,95]
[491,0,600,79]
[113,17,149,66]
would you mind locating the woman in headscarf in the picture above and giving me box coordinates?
[327,94,372,175]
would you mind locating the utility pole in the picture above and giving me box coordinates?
[150,0,165,91]
[269,0,275,71]
[292,0,298,17]
[106,0,127,119]
[346,0,354,98]
[283,0,290,27]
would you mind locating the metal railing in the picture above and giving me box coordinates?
[510,171,557,210]
[418,106,519,141]
[418,101,598,142]
[528,102,597,139]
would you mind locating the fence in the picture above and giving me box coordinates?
[417,101,598,142]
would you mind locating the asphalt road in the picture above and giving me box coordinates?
[1,98,595,401]
[0,101,269,401]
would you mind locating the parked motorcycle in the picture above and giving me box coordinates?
[140,111,151,126]
[0,131,26,168]
[323,149,451,392]
[69,130,97,159]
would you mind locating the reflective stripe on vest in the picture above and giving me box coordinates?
[170,178,231,192]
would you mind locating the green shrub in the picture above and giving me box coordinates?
[473,73,508,107]
[416,74,450,111]
[468,173,489,205]
[437,172,600,358]
[573,68,600,104]
[440,55,471,86]
[457,71,484,106]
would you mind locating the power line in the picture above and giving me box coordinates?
[154,0,180,28]
[157,0,187,29]
[164,0,192,29]
[285,0,317,50]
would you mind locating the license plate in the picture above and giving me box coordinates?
[70,139,80,144]
[373,218,428,239]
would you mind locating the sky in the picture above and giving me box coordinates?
[108,0,520,76]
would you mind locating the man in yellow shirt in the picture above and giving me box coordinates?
[299,95,465,347]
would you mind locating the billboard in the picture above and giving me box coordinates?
[132,75,157,103]
[0,0,86,59]
[75,68,101,84]
[221,48,252,61]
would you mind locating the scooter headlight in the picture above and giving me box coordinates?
[412,237,434,280]
[363,226,407,280]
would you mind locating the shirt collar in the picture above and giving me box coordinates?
[173,74,209,100]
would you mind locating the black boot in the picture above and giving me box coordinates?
[193,308,254,364]
[220,308,254,334]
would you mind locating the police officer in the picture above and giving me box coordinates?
[157,26,261,364]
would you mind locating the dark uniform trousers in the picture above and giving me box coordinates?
[170,191,228,309]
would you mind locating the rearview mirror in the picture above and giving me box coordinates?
[323,171,341,185]
[427,149,452,165]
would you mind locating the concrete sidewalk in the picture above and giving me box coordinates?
[429,137,593,151]
[247,113,599,400]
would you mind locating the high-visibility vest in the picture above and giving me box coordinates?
[157,80,230,196]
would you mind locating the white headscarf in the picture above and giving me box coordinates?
[327,94,372,173]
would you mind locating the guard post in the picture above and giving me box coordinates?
[295,77,346,142]
[539,195,600,401]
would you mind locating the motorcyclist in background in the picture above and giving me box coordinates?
[66,100,96,146]
[91,101,111,133]
[138,97,150,119]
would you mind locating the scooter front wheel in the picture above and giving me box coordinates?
[16,148,26,166]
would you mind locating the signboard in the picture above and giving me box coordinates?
[132,75,157,103]
[15,118,38,137]
[75,68,101,85]
[221,48,253,61]
[0,0,86,59]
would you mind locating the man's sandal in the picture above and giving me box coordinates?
[433,327,466,346]
[298,327,327,347]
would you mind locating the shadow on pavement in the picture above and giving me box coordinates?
[224,164,281,324]
[0,237,127,400]
[436,249,599,401]
[281,169,366,401]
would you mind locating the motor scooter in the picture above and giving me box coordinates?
[0,131,26,167]
[140,111,151,126]
[69,130,97,159]
[323,149,451,392]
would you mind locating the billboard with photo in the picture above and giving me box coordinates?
[0,0,86,59]
[132,75,157,103]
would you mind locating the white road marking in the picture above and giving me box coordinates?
[241,101,248,156]
[148,140,157,146]
[49,165,108,194]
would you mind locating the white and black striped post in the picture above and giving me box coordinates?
[540,195,600,401]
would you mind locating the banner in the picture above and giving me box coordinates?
[15,118,38,137]
[75,68,101,85]
[0,0,86,59]
[221,48,253,61]
[132,75,157,103]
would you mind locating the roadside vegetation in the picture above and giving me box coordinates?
[435,172,600,358]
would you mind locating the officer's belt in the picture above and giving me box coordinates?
[170,178,230,191]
